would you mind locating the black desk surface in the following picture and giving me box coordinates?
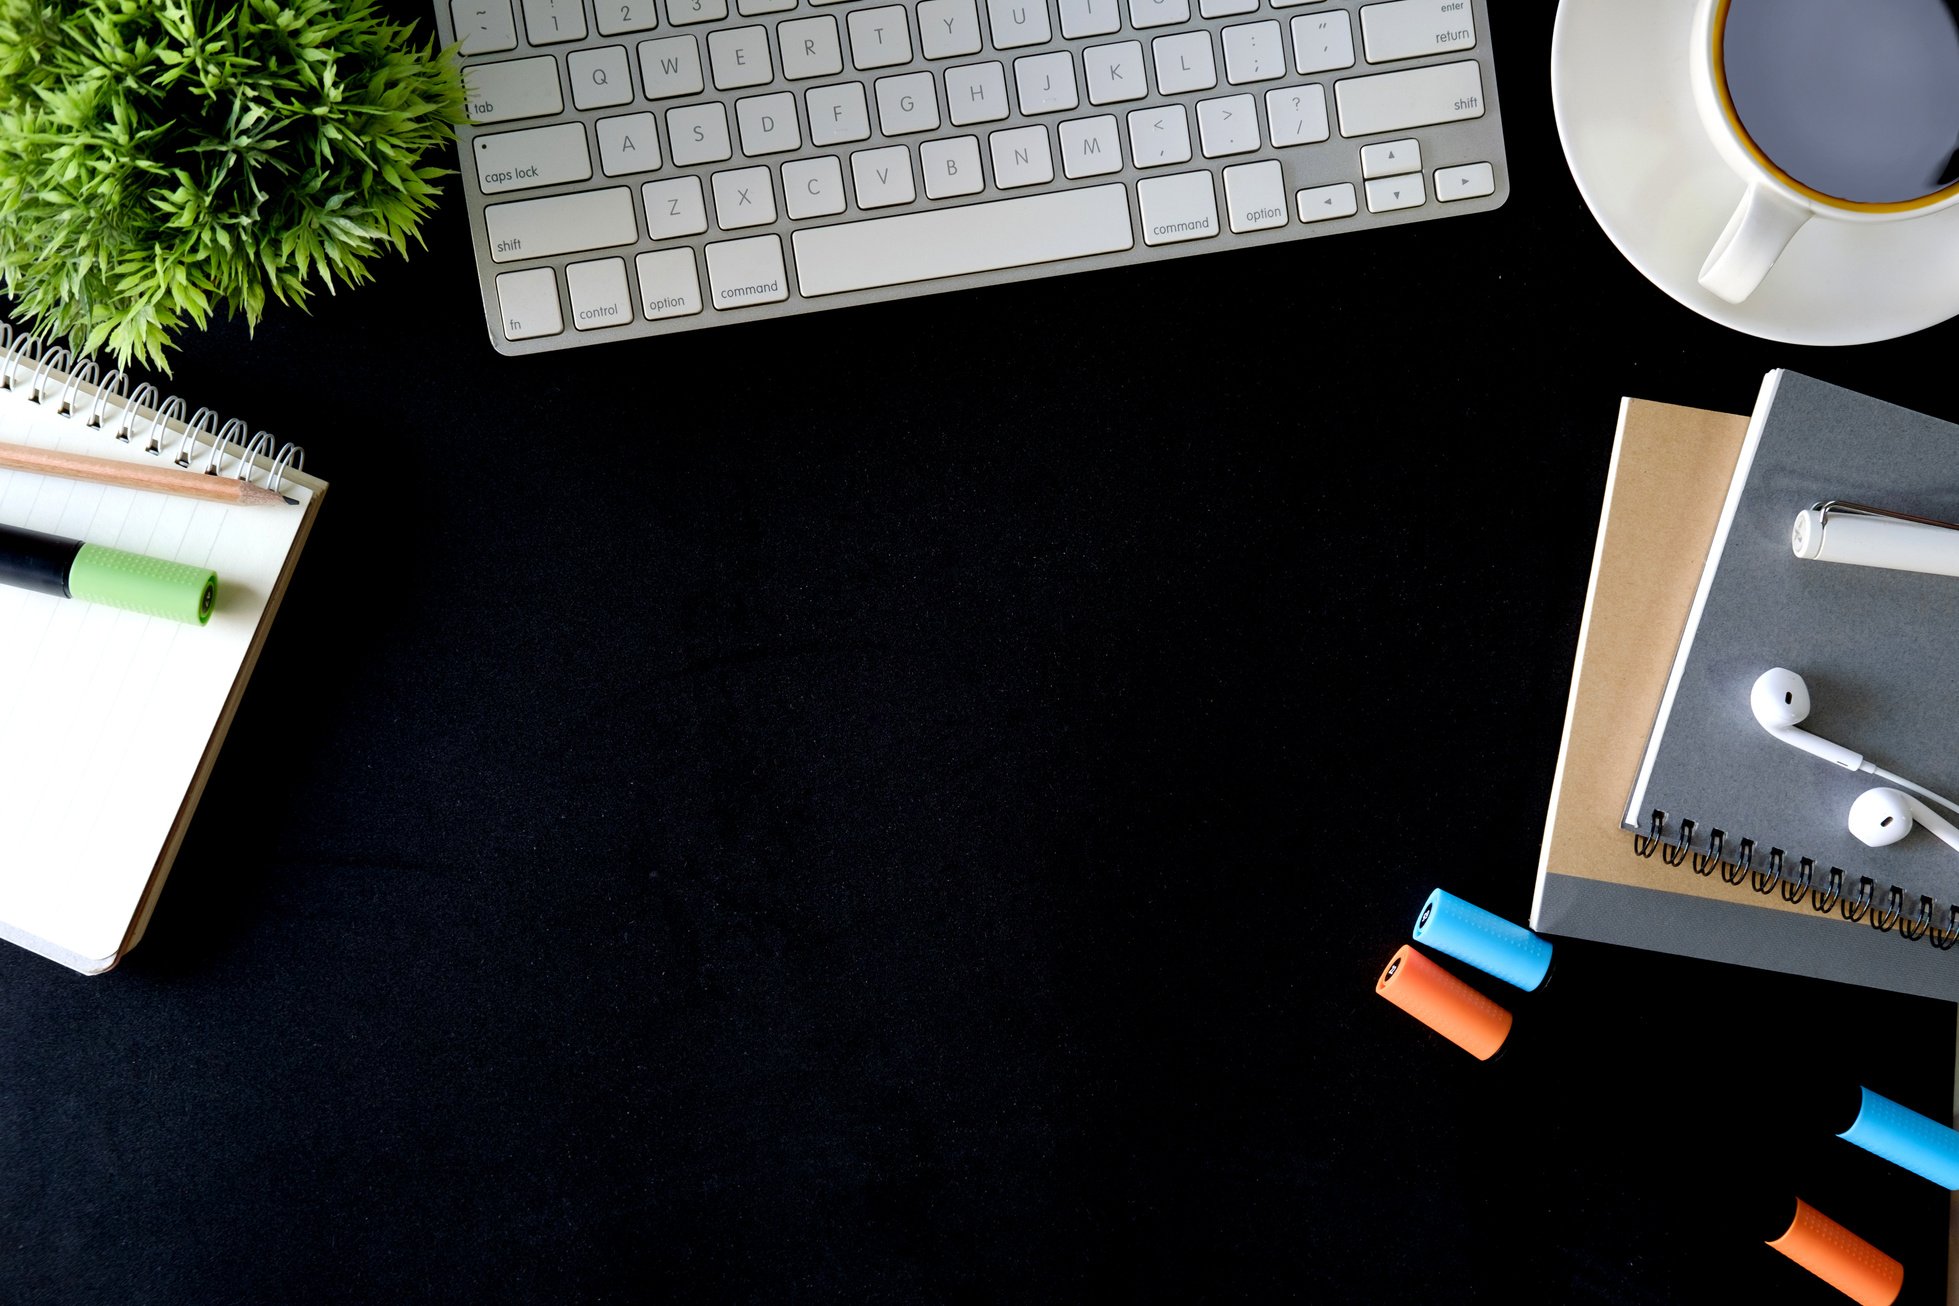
[7,6,1959,1303]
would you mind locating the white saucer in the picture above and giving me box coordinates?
[1552,0,1959,345]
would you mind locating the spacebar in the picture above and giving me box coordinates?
[792,184,1136,297]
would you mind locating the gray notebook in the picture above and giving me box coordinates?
[1624,371,1959,965]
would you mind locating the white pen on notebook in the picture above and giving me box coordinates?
[1792,501,1959,581]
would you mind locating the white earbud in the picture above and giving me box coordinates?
[1749,668,1866,771]
[1848,788,1959,855]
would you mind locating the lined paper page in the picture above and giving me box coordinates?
[0,383,314,969]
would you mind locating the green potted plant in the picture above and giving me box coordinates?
[0,0,465,369]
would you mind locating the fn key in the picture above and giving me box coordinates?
[496,268,563,340]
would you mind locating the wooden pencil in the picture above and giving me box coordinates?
[0,438,293,506]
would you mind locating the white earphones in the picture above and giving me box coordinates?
[1849,788,1959,855]
[1751,668,1959,838]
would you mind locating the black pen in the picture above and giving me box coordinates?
[0,523,217,625]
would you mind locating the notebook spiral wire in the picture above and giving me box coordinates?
[1634,809,1959,949]
[0,320,303,491]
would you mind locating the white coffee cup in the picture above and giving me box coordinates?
[1690,0,1959,304]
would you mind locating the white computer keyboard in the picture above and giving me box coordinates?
[436,0,1507,354]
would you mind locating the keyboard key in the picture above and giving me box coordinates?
[595,0,660,34]
[1137,169,1218,245]
[1364,172,1425,211]
[780,16,844,80]
[1359,137,1419,178]
[568,46,634,110]
[639,36,705,100]
[485,187,638,262]
[877,71,942,134]
[1058,114,1121,178]
[1435,160,1495,201]
[464,56,563,125]
[712,165,777,228]
[1360,0,1477,64]
[919,0,985,57]
[737,92,801,155]
[708,26,773,89]
[1221,20,1284,84]
[1126,104,1191,168]
[1058,0,1122,38]
[791,183,1133,296]
[921,135,985,198]
[521,0,586,44]
[852,144,917,207]
[989,124,1053,187]
[644,176,709,237]
[1222,159,1287,231]
[1127,0,1188,30]
[1296,181,1357,221]
[706,234,789,308]
[1014,51,1079,115]
[635,249,705,319]
[495,267,562,339]
[473,122,593,194]
[1198,0,1256,15]
[848,6,914,68]
[1152,31,1215,94]
[808,82,873,144]
[1195,94,1257,158]
[667,0,726,24]
[451,0,517,54]
[1084,41,1146,105]
[667,103,733,164]
[784,155,849,217]
[1292,9,1356,74]
[738,0,796,12]
[986,0,1052,49]
[946,62,1011,125]
[1269,0,1318,8]
[1265,84,1329,145]
[1334,59,1483,136]
[597,113,663,175]
[566,256,633,330]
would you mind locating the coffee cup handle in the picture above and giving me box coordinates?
[1699,184,1812,304]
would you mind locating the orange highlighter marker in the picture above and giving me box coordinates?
[1375,944,1512,1061]
[1766,1197,1903,1306]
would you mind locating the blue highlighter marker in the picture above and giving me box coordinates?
[1837,1085,1959,1189]
[1412,888,1553,992]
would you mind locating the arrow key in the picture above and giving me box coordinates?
[1364,171,1426,212]
[1359,137,1421,180]
[1296,181,1356,223]
[1435,161,1496,202]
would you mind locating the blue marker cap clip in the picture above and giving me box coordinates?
[1839,1086,1959,1189]
[1411,889,1553,992]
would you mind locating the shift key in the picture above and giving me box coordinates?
[1334,59,1483,137]
[486,187,638,262]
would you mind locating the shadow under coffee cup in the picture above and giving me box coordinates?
[1691,0,1959,304]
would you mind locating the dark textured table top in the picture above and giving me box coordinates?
[5,6,1958,1302]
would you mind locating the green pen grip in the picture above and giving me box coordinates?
[67,543,218,626]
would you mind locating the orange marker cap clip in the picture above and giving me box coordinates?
[1767,1198,1903,1306]
[1375,944,1512,1061]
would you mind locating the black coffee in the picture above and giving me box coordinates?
[1723,0,1959,204]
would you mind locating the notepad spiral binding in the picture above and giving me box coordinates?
[1631,809,1959,950]
[0,321,304,490]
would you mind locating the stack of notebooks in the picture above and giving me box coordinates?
[1533,373,1959,1002]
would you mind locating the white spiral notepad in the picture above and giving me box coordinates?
[0,323,326,972]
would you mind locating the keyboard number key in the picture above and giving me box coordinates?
[566,257,634,330]
[636,249,705,320]
[521,0,586,43]
[668,0,728,25]
[1292,10,1356,75]
[1265,84,1329,146]
[643,176,710,238]
[595,0,661,35]
[496,267,562,340]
